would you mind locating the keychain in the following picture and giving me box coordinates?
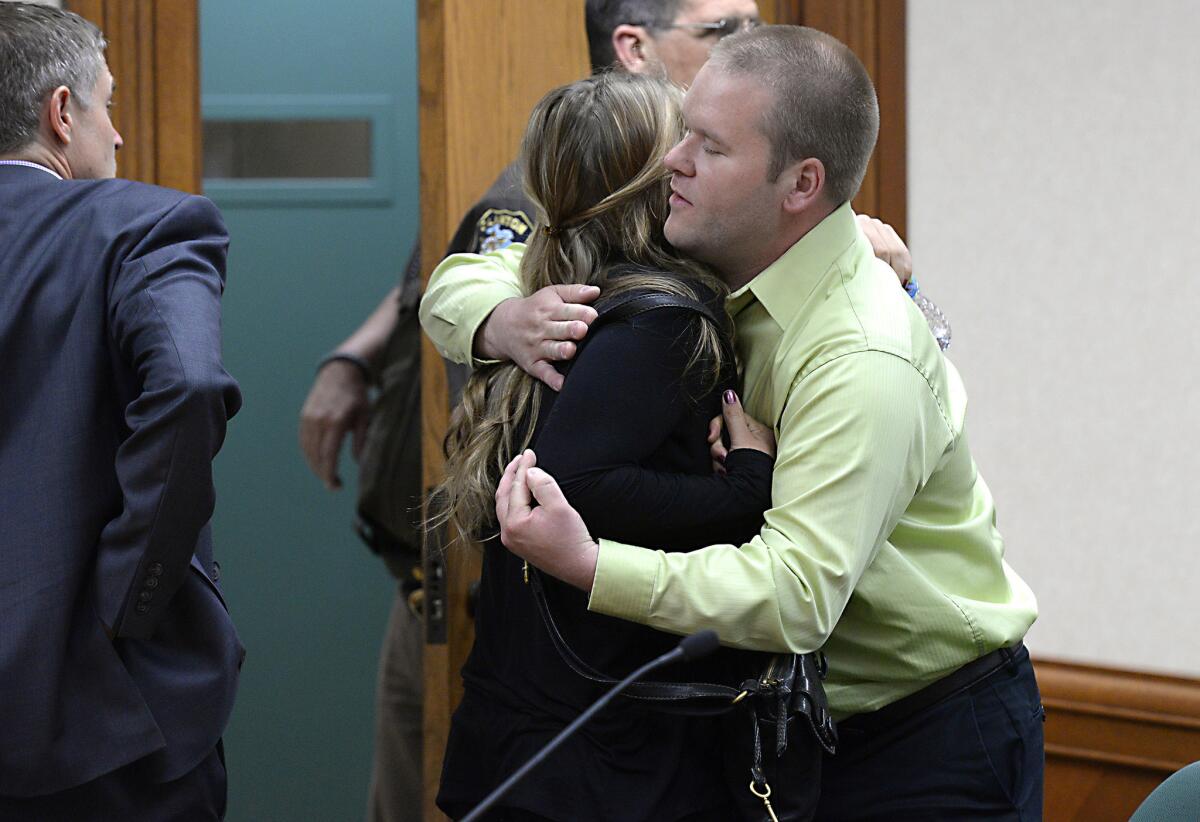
[749,779,780,822]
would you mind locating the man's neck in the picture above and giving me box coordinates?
[720,201,839,291]
[0,143,71,179]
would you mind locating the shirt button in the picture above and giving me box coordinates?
[148,562,164,576]
[145,577,159,589]
[135,603,149,615]
[211,562,221,582]
[139,590,154,603]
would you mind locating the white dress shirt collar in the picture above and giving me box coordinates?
[0,160,63,180]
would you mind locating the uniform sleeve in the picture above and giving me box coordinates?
[419,245,524,365]
[534,308,773,550]
[588,350,954,651]
[94,194,242,639]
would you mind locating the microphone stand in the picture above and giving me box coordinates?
[460,631,718,822]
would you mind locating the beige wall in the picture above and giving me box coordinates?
[908,0,1200,676]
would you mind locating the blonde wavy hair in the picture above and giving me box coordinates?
[430,72,730,544]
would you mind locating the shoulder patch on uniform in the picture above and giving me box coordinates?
[473,208,533,253]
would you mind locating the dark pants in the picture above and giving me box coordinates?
[0,743,227,822]
[367,586,424,821]
[816,648,1045,821]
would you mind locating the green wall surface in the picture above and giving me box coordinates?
[200,1,419,818]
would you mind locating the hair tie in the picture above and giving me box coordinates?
[542,224,559,237]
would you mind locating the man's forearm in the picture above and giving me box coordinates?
[334,286,401,366]
[419,248,524,364]
[587,352,947,653]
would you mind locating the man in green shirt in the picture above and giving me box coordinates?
[428,24,1042,820]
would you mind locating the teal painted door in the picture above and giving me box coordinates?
[200,2,419,819]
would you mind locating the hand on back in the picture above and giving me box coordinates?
[477,284,601,390]
[857,214,912,285]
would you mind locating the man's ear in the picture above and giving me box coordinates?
[781,157,827,214]
[612,24,654,74]
[46,85,73,147]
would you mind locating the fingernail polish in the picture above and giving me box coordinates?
[724,389,736,404]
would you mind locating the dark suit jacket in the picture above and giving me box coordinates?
[0,163,244,797]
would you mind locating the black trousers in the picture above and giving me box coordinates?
[815,648,1045,821]
[0,742,227,822]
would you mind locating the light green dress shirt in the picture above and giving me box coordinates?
[420,204,1037,717]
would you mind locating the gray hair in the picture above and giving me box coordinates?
[585,0,685,74]
[0,1,107,154]
[710,25,879,205]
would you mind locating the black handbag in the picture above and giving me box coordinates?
[524,288,837,821]
[528,569,835,822]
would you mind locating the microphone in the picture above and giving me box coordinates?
[677,629,719,661]
[460,630,721,822]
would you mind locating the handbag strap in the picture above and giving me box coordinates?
[530,288,744,710]
[594,288,722,328]
[590,288,735,370]
[528,568,744,710]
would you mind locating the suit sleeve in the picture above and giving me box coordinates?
[94,194,242,639]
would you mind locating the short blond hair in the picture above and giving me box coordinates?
[711,25,879,204]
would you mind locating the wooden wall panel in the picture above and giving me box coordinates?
[757,0,789,24]
[66,0,201,192]
[1036,658,1200,820]
[418,4,588,818]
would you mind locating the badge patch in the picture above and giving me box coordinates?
[474,208,533,253]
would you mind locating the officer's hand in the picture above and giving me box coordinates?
[299,359,371,491]
[496,450,598,592]
[722,390,775,458]
[857,214,912,286]
[477,284,601,391]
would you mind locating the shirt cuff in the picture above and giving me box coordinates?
[587,538,660,621]
[429,282,520,366]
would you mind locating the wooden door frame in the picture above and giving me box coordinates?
[67,0,202,192]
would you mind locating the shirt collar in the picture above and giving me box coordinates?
[725,202,861,326]
[0,159,64,180]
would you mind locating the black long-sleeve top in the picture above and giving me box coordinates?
[437,287,774,822]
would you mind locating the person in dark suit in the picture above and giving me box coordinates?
[0,4,243,819]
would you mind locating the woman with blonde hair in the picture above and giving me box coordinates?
[431,71,776,821]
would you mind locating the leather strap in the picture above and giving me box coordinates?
[529,567,743,713]
[593,289,723,329]
[528,287,744,712]
[593,289,735,367]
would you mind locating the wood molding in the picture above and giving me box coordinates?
[66,0,201,192]
[1036,658,1200,820]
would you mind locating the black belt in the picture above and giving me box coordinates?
[839,641,1028,735]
